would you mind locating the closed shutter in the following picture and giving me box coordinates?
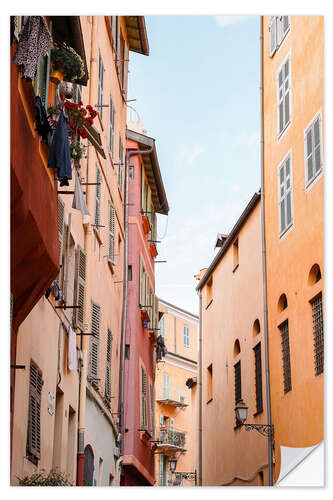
[73,247,86,330]
[95,166,101,228]
[109,98,115,157]
[56,197,65,286]
[141,367,147,428]
[98,52,104,119]
[111,16,117,47]
[279,154,293,235]
[153,295,159,330]
[163,373,170,399]
[159,455,166,486]
[89,302,101,380]
[108,202,115,263]
[278,57,291,135]
[34,52,50,107]
[27,361,42,459]
[139,255,144,306]
[105,328,113,400]
[280,321,292,393]
[282,16,290,36]
[118,137,123,191]
[141,166,145,213]
[305,115,322,185]
[159,316,165,339]
[269,16,277,57]
[122,41,129,98]
[149,382,154,438]
[170,417,174,431]
[254,343,263,413]
[116,18,121,76]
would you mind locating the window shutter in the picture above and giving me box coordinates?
[279,154,293,235]
[111,16,117,47]
[141,367,147,428]
[170,417,174,431]
[313,117,321,175]
[27,361,42,459]
[95,166,101,228]
[89,302,101,380]
[122,42,129,98]
[149,382,154,438]
[282,16,290,36]
[139,255,143,305]
[73,247,86,330]
[254,343,263,413]
[269,16,277,57]
[159,316,165,339]
[163,373,170,399]
[154,295,159,330]
[118,137,123,191]
[98,52,104,119]
[141,167,145,213]
[280,321,292,393]
[109,98,115,157]
[56,197,65,286]
[284,59,290,126]
[108,202,115,264]
[105,328,113,400]
[116,18,121,76]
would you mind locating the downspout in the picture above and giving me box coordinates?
[260,15,274,487]
[198,291,202,486]
[76,14,96,486]
[117,146,152,483]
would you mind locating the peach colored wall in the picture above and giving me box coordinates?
[262,16,324,483]
[154,301,198,486]
[200,200,269,486]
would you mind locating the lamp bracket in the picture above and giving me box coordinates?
[244,423,274,438]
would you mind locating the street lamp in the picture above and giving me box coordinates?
[234,399,274,438]
[168,456,197,485]
[169,456,178,473]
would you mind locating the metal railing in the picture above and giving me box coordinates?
[158,428,186,450]
[156,385,188,406]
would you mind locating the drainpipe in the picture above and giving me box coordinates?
[198,291,202,486]
[260,15,274,487]
[76,14,96,486]
[117,147,152,482]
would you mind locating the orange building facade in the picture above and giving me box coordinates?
[262,16,324,483]
[154,299,199,486]
[197,194,270,486]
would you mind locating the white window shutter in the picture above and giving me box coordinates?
[89,302,101,380]
[109,203,115,264]
[269,16,277,57]
[73,246,86,330]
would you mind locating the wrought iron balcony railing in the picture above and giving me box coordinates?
[157,428,186,451]
[156,385,188,407]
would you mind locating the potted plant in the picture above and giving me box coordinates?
[50,43,85,84]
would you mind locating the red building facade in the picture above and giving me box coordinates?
[121,128,169,485]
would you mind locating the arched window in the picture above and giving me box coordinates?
[308,264,322,285]
[84,445,94,486]
[233,339,241,357]
[278,293,288,312]
[253,319,261,336]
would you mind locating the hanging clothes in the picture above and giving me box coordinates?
[34,96,52,143]
[48,109,72,186]
[68,327,78,371]
[13,16,52,80]
[72,168,90,216]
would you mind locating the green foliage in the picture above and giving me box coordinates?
[51,43,85,82]
[17,468,73,486]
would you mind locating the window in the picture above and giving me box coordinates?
[233,238,239,270]
[277,55,291,137]
[105,329,113,402]
[163,373,170,399]
[108,202,115,264]
[88,302,101,383]
[56,197,65,287]
[254,343,263,413]
[270,16,290,57]
[97,51,104,119]
[279,321,292,393]
[118,136,123,192]
[141,366,148,428]
[278,293,288,312]
[312,294,323,376]
[128,265,132,281]
[234,361,242,426]
[159,455,167,486]
[183,325,190,348]
[278,153,293,236]
[109,97,115,158]
[73,246,86,331]
[207,364,213,402]
[159,315,166,339]
[149,382,154,438]
[305,112,322,187]
[95,166,101,229]
[27,361,42,462]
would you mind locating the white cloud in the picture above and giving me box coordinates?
[215,16,249,28]
[179,144,205,165]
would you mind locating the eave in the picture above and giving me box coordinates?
[125,16,149,56]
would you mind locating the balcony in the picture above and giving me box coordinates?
[156,385,188,408]
[156,428,186,453]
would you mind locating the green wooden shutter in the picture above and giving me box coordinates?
[89,302,101,381]
[73,246,86,330]
[109,202,115,264]
[27,361,42,459]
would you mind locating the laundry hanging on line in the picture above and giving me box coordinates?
[48,109,72,186]
[72,168,90,216]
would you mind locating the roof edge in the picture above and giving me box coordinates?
[196,191,261,291]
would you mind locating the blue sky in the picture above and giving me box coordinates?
[128,15,260,314]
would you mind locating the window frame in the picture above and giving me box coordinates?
[269,16,291,58]
[310,293,323,376]
[278,149,294,238]
[183,324,190,348]
[279,320,292,394]
[304,109,323,190]
[97,51,104,120]
[277,51,292,141]
[253,343,263,414]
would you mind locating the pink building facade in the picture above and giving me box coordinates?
[121,128,169,485]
